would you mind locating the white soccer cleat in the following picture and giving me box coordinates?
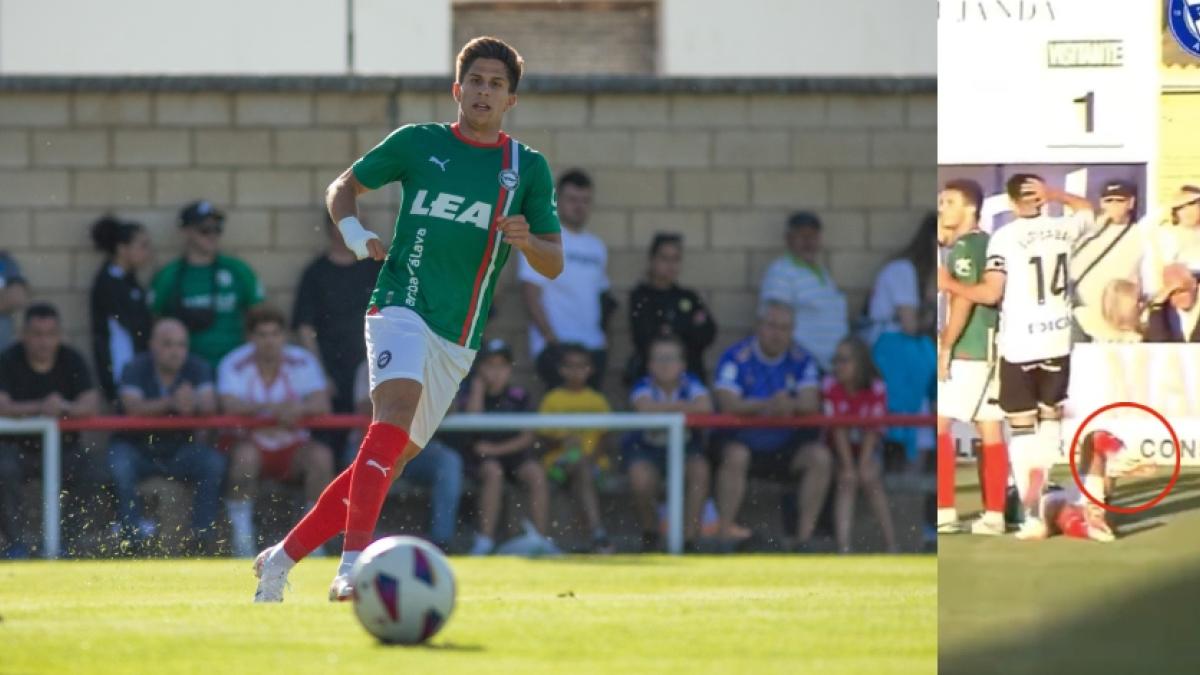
[329,574,354,602]
[1014,516,1048,541]
[969,515,1005,536]
[253,546,290,603]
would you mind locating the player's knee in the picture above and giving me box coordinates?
[722,443,750,471]
[370,380,422,427]
[806,443,834,474]
[479,460,503,484]
[1009,418,1036,436]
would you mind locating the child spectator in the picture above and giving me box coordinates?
[89,215,154,403]
[538,344,613,553]
[460,339,550,555]
[623,335,712,552]
[824,336,897,553]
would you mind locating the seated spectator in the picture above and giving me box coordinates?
[350,359,463,553]
[623,335,712,552]
[457,339,548,555]
[0,303,101,557]
[824,337,897,553]
[218,304,333,558]
[537,344,613,553]
[872,328,936,467]
[627,232,716,384]
[0,250,30,351]
[89,215,154,404]
[1074,279,1146,344]
[108,318,226,552]
[861,214,936,346]
[760,211,848,371]
[713,300,832,552]
[150,201,265,370]
[1144,264,1200,343]
[519,169,612,391]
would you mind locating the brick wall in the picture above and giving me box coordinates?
[0,81,934,402]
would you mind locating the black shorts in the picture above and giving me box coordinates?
[998,356,1070,416]
[472,449,538,482]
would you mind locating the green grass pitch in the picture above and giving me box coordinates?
[0,554,933,674]
[940,465,1200,675]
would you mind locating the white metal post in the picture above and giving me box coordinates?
[42,418,61,558]
[665,414,685,555]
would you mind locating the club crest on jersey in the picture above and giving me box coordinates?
[954,258,973,277]
[498,168,520,191]
[1169,0,1200,58]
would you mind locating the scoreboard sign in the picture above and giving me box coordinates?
[938,0,1158,165]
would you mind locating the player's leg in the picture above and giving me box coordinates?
[226,440,262,558]
[515,457,550,536]
[684,453,710,546]
[792,440,834,545]
[715,440,752,545]
[936,358,989,532]
[969,419,1008,535]
[996,359,1046,539]
[832,439,858,553]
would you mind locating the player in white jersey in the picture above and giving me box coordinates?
[1038,429,1155,542]
[939,174,1095,540]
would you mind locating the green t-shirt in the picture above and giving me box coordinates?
[947,230,997,361]
[352,123,561,350]
[148,254,264,368]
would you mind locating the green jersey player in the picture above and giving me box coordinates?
[254,36,564,603]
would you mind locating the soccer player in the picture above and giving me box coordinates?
[1038,430,1154,542]
[939,174,1094,540]
[253,36,563,602]
[935,179,1009,536]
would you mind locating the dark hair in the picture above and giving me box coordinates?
[557,168,593,192]
[24,302,59,324]
[557,343,592,367]
[943,178,983,216]
[1005,173,1043,200]
[891,213,938,302]
[456,36,524,93]
[837,336,879,393]
[90,215,144,257]
[244,304,287,333]
[649,232,683,258]
[787,211,821,230]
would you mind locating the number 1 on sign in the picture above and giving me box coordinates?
[1073,91,1095,134]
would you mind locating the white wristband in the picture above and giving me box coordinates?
[336,216,380,260]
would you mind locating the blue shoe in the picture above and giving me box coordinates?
[2,543,31,559]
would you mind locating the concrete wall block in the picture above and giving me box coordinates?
[678,250,749,290]
[870,131,935,168]
[906,94,936,129]
[272,209,331,250]
[0,94,71,127]
[714,131,789,167]
[217,209,272,248]
[32,130,108,168]
[630,209,709,249]
[73,93,152,126]
[71,250,106,291]
[587,209,631,250]
[820,211,869,249]
[510,94,589,128]
[396,93,435,125]
[669,94,748,128]
[16,250,71,291]
[633,130,711,168]
[73,170,151,208]
[751,170,828,208]
[235,93,314,127]
[155,93,233,127]
[592,169,670,208]
[234,170,314,207]
[315,93,391,126]
[827,95,905,129]
[748,94,826,127]
[710,210,791,249]
[829,250,889,290]
[592,95,669,127]
[194,130,272,167]
[554,130,634,167]
[154,169,233,208]
[273,129,354,166]
[792,131,870,168]
[0,210,32,247]
[113,130,190,167]
[0,131,30,168]
[0,170,69,207]
[868,211,926,249]
[830,170,908,208]
[32,210,96,248]
[908,170,936,209]
[672,170,749,207]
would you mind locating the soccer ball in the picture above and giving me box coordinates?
[349,536,456,645]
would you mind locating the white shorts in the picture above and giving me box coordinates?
[938,359,1004,423]
[364,306,477,448]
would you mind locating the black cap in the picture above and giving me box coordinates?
[480,338,514,362]
[1100,181,1136,200]
[787,211,821,230]
[179,200,226,227]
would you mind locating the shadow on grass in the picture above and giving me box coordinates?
[410,642,485,652]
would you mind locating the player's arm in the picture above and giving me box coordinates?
[1045,186,1093,216]
[939,267,1004,305]
[938,294,973,377]
[504,224,562,280]
[326,169,385,261]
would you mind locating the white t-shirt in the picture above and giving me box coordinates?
[865,259,919,344]
[217,343,327,450]
[518,226,610,356]
[987,211,1093,363]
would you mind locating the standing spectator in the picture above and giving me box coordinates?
[861,214,937,346]
[519,169,611,390]
[713,300,832,552]
[627,232,717,384]
[0,304,101,557]
[107,318,225,552]
[218,305,334,558]
[623,335,713,552]
[1144,264,1200,342]
[760,211,848,371]
[459,339,549,555]
[1070,180,1150,340]
[149,201,265,370]
[537,344,613,552]
[824,337,897,554]
[0,250,30,351]
[89,215,154,403]
[293,214,383,420]
[350,359,463,553]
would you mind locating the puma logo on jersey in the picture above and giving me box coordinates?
[410,189,492,229]
[365,460,391,477]
[428,156,450,171]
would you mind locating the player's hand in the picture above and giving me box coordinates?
[1021,178,1048,207]
[498,215,533,251]
[365,238,386,261]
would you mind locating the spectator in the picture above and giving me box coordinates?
[623,335,713,552]
[350,359,463,553]
[293,214,383,419]
[107,318,225,552]
[861,214,937,346]
[760,211,848,371]
[149,201,265,370]
[89,215,154,403]
[0,303,101,557]
[627,232,717,384]
[537,344,613,553]
[1074,279,1146,344]
[1070,180,1149,340]
[0,250,29,351]
[1144,264,1200,343]
[713,300,832,552]
[217,304,333,558]
[458,339,549,556]
[824,337,897,553]
[519,169,611,390]
[1145,186,1200,296]
[872,326,936,467]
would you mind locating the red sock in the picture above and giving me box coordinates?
[1057,505,1089,539]
[281,467,353,562]
[976,457,988,511]
[344,422,409,552]
[937,431,956,509]
[982,442,1009,514]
